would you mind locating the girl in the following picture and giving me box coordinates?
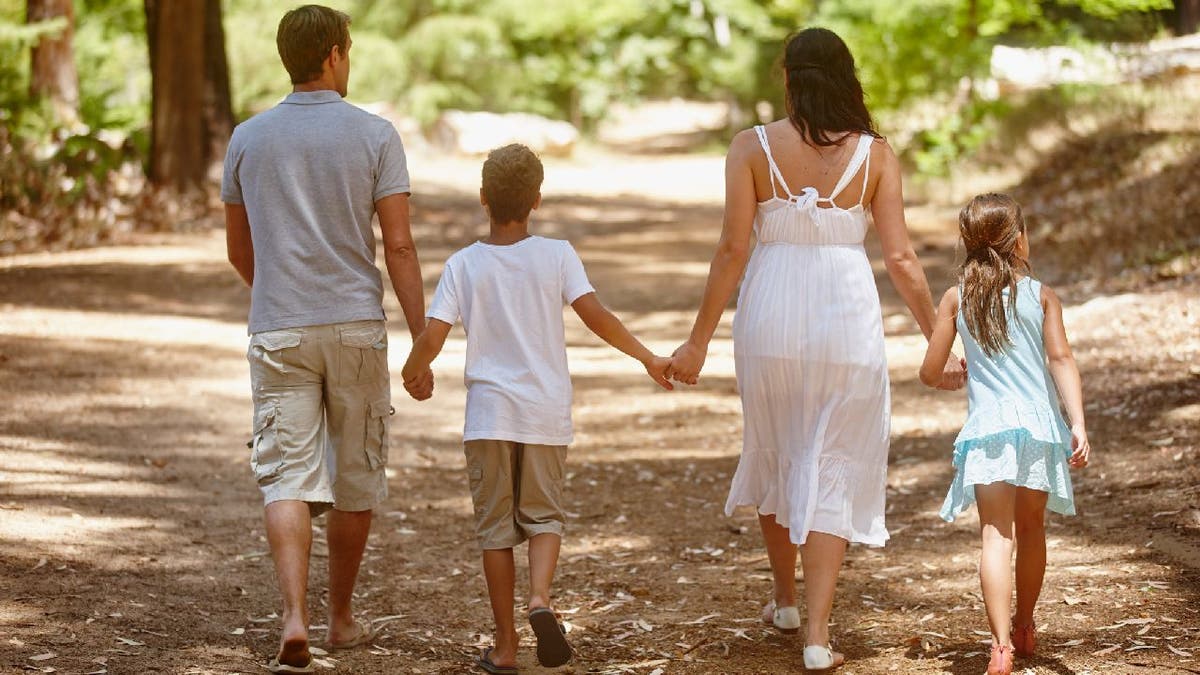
[920,193,1091,675]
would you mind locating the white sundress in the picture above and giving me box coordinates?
[724,126,891,547]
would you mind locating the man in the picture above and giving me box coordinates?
[221,5,431,672]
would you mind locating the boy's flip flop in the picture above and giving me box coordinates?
[528,607,572,667]
[265,656,314,674]
[326,619,377,651]
[476,647,518,675]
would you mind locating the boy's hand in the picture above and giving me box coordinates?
[1068,424,1090,468]
[643,355,675,391]
[403,367,434,401]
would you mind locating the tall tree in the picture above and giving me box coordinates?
[27,0,79,125]
[1174,0,1200,33]
[145,0,233,192]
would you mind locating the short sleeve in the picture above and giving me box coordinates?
[561,242,594,305]
[374,125,411,202]
[220,129,243,204]
[427,260,460,326]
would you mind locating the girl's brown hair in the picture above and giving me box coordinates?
[958,193,1030,355]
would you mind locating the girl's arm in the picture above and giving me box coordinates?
[669,129,759,384]
[872,142,965,390]
[1041,286,1090,467]
[571,293,673,390]
[401,319,451,401]
[920,288,960,388]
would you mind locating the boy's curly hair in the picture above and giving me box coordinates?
[481,144,543,225]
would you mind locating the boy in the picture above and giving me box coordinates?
[401,144,672,672]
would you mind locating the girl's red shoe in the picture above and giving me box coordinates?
[1012,623,1036,657]
[986,644,1013,675]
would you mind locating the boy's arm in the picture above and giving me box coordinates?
[919,287,959,388]
[571,293,673,390]
[1042,286,1090,467]
[401,319,451,401]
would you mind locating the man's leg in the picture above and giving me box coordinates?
[265,500,313,667]
[326,508,372,643]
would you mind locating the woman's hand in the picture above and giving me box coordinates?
[938,354,967,390]
[667,341,707,385]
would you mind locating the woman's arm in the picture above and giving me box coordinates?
[669,130,759,384]
[1042,286,1090,467]
[871,140,965,390]
[920,288,960,387]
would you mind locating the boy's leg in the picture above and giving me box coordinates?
[514,444,568,611]
[465,440,523,668]
[482,547,519,666]
[975,481,1017,647]
[528,533,561,610]
[1013,487,1049,627]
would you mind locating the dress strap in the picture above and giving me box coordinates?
[753,125,794,199]
[826,134,874,203]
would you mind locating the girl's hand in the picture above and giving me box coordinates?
[667,341,707,385]
[643,355,675,391]
[1068,424,1090,467]
[938,354,967,390]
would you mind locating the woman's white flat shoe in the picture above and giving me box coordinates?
[803,644,844,671]
[760,600,801,634]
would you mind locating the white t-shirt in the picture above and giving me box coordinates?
[427,236,595,445]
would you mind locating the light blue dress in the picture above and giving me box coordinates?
[940,276,1076,521]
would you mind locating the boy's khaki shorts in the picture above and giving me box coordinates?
[247,320,391,516]
[464,439,568,549]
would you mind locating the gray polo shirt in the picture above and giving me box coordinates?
[221,90,410,334]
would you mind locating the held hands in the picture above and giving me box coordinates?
[401,366,434,401]
[643,355,675,391]
[1068,424,1091,468]
[666,341,707,386]
[938,354,967,391]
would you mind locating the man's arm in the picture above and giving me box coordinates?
[225,204,254,286]
[377,193,425,340]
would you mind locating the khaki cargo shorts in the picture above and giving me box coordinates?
[247,320,391,516]
[464,439,568,549]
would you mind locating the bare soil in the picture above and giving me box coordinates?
[1,172,1198,674]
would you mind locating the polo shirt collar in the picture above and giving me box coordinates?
[283,90,343,105]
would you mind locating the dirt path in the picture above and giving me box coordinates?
[1,184,1198,675]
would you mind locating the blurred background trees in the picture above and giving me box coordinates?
[0,0,1193,251]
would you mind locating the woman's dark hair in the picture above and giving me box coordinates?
[958,193,1031,355]
[782,28,877,146]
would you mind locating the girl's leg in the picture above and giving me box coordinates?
[799,531,848,647]
[975,482,1017,647]
[758,513,798,608]
[1013,487,1049,627]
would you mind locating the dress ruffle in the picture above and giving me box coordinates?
[954,398,1069,448]
[940,427,1075,522]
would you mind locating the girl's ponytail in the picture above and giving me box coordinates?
[958,194,1030,355]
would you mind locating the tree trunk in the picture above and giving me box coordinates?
[27,0,79,125]
[145,0,234,192]
[1174,0,1200,34]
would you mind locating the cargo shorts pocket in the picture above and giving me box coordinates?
[339,323,387,385]
[249,406,283,483]
[364,399,392,470]
[248,329,303,383]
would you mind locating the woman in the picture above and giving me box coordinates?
[667,28,965,670]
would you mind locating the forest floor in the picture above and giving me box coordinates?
[1,153,1198,675]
